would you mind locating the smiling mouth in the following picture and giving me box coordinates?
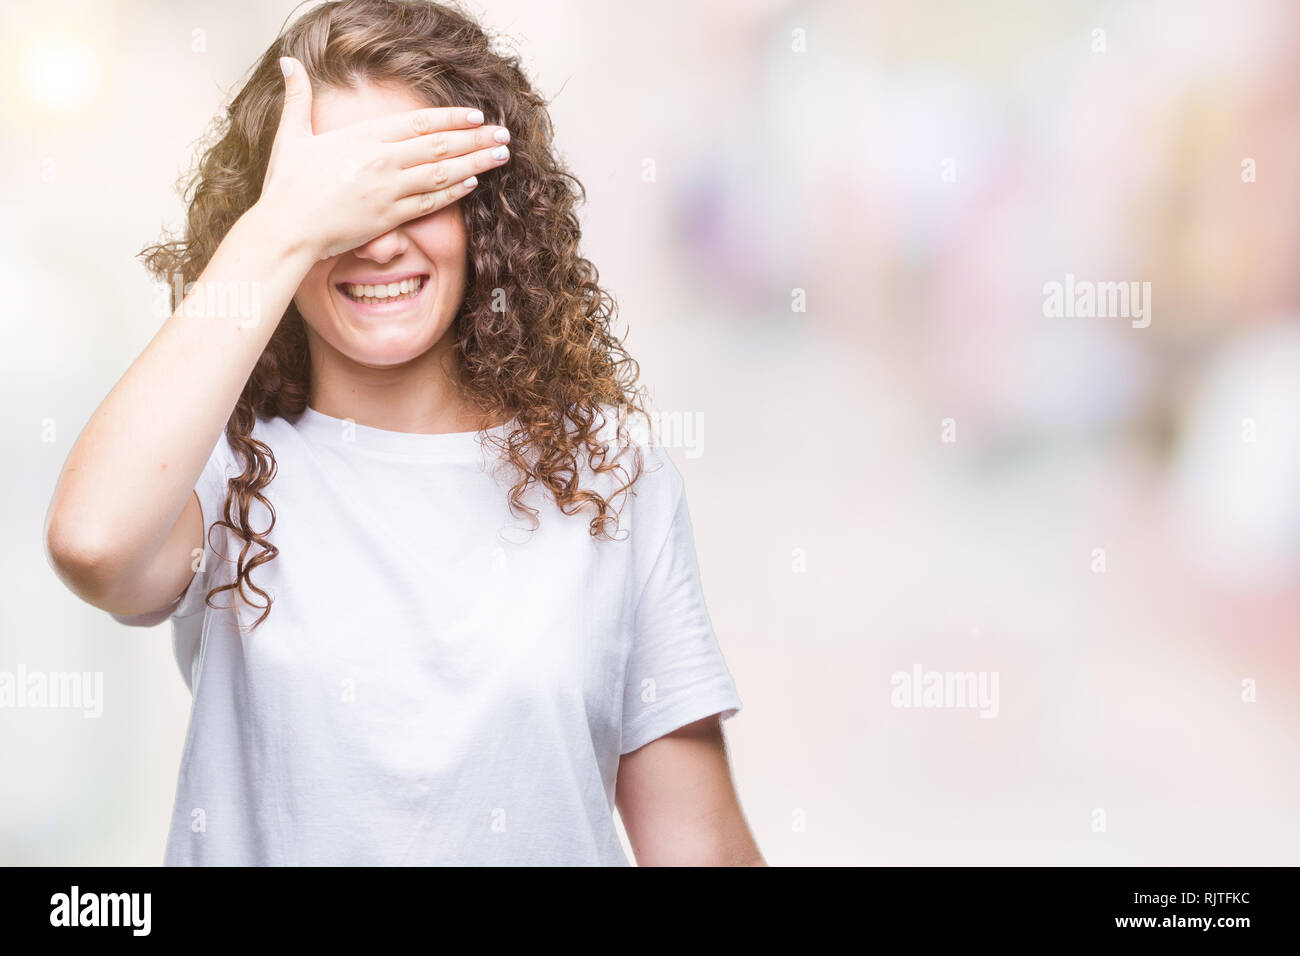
[337,275,428,305]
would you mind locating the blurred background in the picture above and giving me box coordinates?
[2,0,1297,865]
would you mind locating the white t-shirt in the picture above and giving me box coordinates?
[112,404,741,866]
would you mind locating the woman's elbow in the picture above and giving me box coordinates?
[44,510,124,605]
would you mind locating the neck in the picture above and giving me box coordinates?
[305,328,490,435]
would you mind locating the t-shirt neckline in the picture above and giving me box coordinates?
[291,405,515,461]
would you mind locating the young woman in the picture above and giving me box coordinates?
[44,0,762,867]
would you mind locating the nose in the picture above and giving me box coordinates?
[351,226,410,263]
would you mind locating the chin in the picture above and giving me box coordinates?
[333,326,449,368]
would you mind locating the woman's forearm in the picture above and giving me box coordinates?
[44,204,314,606]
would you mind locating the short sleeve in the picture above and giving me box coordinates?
[110,432,235,628]
[620,478,742,755]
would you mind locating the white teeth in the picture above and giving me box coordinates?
[342,277,425,304]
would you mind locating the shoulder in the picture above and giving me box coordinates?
[252,413,296,446]
[205,414,294,474]
[585,403,685,539]
[590,401,681,486]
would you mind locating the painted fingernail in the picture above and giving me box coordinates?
[493,128,510,143]
[466,109,484,124]
[463,175,478,189]
[491,146,509,160]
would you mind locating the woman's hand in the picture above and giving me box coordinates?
[255,56,511,261]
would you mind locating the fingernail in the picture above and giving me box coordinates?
[493,128,511,143]
[464,176,478,189]
[466,109,484,124]
[279,57,294,78]
[491,146,509,160]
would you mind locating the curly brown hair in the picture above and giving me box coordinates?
[139,0,651,628]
